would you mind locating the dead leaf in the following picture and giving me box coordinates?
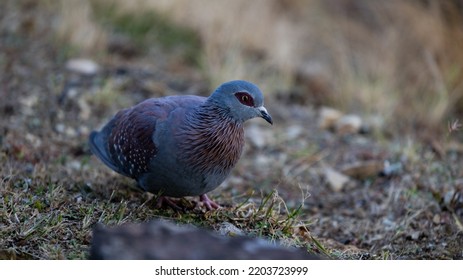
[341,160,384,179]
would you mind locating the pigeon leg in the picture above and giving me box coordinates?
[155,196,183,211]
[199,194,221,210]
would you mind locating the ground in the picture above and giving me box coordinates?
[0,1,462,260]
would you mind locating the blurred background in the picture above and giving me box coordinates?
[1,0,463,259]
[53,0,463,133]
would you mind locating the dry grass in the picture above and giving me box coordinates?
[70,0,463,132]
[2,0,463,260]
[55,0,107,54]
[0,166,321,259]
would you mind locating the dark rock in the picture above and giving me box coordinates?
[90,219,320,260]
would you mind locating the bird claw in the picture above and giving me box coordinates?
[155,196,183,211]
[199,194,221,211]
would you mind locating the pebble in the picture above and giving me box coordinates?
[216,222,244,237]
[67,160,82,170]
[324,167,351,192]
[318,107,343,130]
[254,154,273,167]
[66,58,100,75]
[55,123,77,137]
[25,133,42,148]
[410,231,421,240]
[78,98,91,120]
[336,114,363,134]
[382,160,403,176]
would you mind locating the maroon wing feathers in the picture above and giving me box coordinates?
[107,100,165,178]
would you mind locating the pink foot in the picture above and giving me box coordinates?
[199,194,221,211]
[155,196,183,211]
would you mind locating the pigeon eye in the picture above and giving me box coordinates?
[235,92,255,107]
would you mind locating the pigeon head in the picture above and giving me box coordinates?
[208,80,273,125]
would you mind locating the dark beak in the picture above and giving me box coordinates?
[258,106,273,125]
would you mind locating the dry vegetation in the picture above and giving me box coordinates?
[88,0,463,131]
[1,0,463,259]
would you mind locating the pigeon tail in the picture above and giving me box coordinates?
[89,130,130,177]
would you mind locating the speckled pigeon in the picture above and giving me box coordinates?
[89,80,272,210]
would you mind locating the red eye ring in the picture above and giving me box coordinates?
[235,92,254,107]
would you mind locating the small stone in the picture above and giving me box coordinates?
[336,114,362,134]
[382,218,397,231]
[19,95,38,116]
[19,95,39,108]
[55,123,66,133]
[66,58,100,75]
[78,125,90,136]
[65,127,77,137]
[318,107,343,130]
[55,123,77,137]
[66,87,79,99]
[410,231,420,240]
[444,191,456,207]
[324,167,350,192]
[382,160,402,176]
[78,98,91,120]
[67,160,82,170]
[432,214,441,224]
[25,133,42,148]
[254,154,272,167]
[217,222,244,237]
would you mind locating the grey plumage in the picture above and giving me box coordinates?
[89,80,272,210]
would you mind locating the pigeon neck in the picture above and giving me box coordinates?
[179,101,245,174]
[194,99,237,125]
